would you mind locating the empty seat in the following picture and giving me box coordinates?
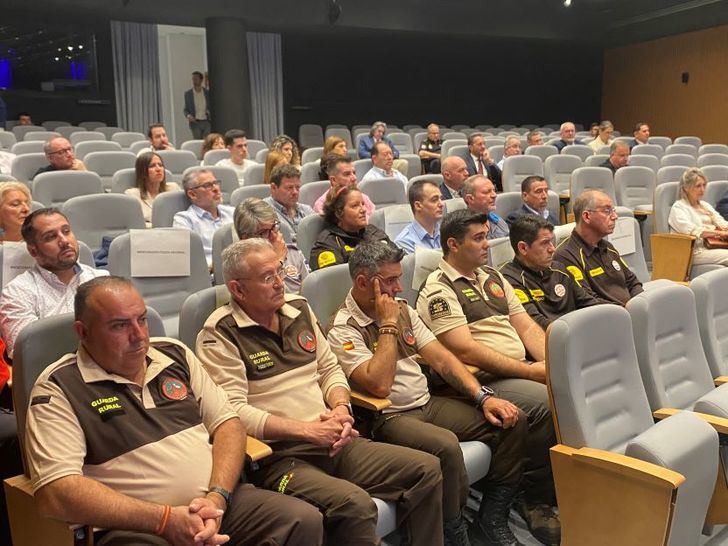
[494,192,522,221]
[648,136,672,149]
[570,166,615,202]
[674,136,702,148]
[501,155,544,193]
[665,144,698,158]
[96,126,124,140]
[85,151,138,190]
[246,139,267,160]
[41,121,71,131]
[560,144,593,162]
[56,126,84,139]
[74,140,122,160]
[151,191,189,228]
[584,154,608,167]
[12,125,44,141]
[702,165,728,183]
[628,154,660,172]
[254,149,269,164]
[691,268,728,378]
[0,132,17,150]
[700,144,728,156]
[353,158,373,181]
[359,178,407,208]
[156,150,199,178]
[230,185,271,208]
[180,139,204,160]
[299,180,329,209]
[369,204,414,240]
[524,144,558,162]
[661,154,697,168]
[632,144,664,159]
[614,166,656,211]
[203,149,230,166]
[111,132,147,148]
[10,153,48,182]
[78,121,107,131]
[299,124,324,149]
[398,153,421,178]
[657,165,687,186]
[69,132,106,146]
[241,163,265,186]
[301,263,352,324]
[544,154,582,194]
[387,132,413,154]
[301,147,323,165]
[10,141,45,155]
[61,194,146,252]
[697,154,728,168]
[300,162,321,184]
[33,171,104,207]
[23,131,60,142]
[441,140,468,159]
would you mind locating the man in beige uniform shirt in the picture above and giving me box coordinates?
[416,209,559,546]
[196,238,444,546]
[25,276,322,546]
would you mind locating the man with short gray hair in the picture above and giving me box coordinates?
[173,169,234,267]
[234,197,308,293]
[600,141,629,175]
[496,136,522,170]
[462,175,509,239]
[552,122,583,152]
[264,163,314,236]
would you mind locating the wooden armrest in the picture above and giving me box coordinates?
[715,376,728,386]
[558,445,685,488]
[246,436,272,462]
[350,390,392,411]
[653,407,728,435]
[651,233,696,282]
[633,210,653,217]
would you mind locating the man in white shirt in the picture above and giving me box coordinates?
[361,142,408,186]
[496,136,523,170]
[183,71,211,139]
[137,123,175,156]
[0,208,108,358]
[216,129,256,184]
[173,169,234,267]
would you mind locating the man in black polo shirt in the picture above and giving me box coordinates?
[500,216,604,329]
[419,123,443,174]
[599,141,630,175]
[553,190,643,305]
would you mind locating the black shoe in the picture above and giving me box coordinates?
[514,498,560,546]
[444,514,472,546]
[473,486,525,546]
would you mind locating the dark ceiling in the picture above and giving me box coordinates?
[9,0,728,46]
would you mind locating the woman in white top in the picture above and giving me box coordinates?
[125,152,180,227]
[0,181,31,242]
[668,167,728,266]
[587,120,614,153]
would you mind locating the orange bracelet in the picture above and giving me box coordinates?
[155,504,171,536]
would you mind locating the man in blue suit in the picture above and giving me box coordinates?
[506,176,560,227]
[183,71,211,139]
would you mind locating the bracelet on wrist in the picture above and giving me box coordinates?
[379,327,399,336]
[155,504,171,536]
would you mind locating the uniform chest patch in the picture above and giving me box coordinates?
[402,327,416,346]
[317,251,336,268]
[249,351,274,371]
[298,330,317,352]
[461,287,481,302]
[160,377,188,401]
[514,289,529,304]
[487,281,505,298]
[554,284,566,298]
[612,260,621,272]
[566,265,584,282]
[589,266,605,277]
[284,264,299,278]
[428,297,451,319]
[91,395,125,420]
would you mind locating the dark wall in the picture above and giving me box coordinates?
[1,11,116,126]
[282,30,603,136]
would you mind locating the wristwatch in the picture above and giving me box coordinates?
[474,386,495,409]
[207,486,231,509]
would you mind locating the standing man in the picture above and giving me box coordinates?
[600,141,630,175]
[505,176,559,226]
[197,238,445,545]
[630,122,650,149]
[33,137,87,180]
[264,164,314,237]
[419,123,442,174]
[552,122,583,152]
[361,142,409,186]
[184,70,211,139]
[216,129,256,184]
[395,179,443,254]
[462,175,509,239]
[328,242,533,546]
[553,190,643,305]
[173,169,234,267]
[500,215,603,329]
[464,133,502,192]
[440,156,469,200]
[25,276,323,546]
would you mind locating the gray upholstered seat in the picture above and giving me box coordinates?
[632,144,665,159]
[74,140,122,160]
[230,185,271,207]
[180,139,204,160]
[353,158,372,181]
[614,165,656,210]
[691,268,728,378]
[560,144,593,162]
[501,155,543,193]
[299,181,329,209]
[299,124,324,149]
[359,178,407,209]
[369,204,414,241]
[524,144,558,162]
[296,214,326,261]
[151,190,189,228]
[157,150,199,178]
[85,151,137,190]
[544,154,582,194]
[32,170,104,207]
[111,131,147,148]
[627,154,660,173]
[399,248,442,307]
[69,131,106,146]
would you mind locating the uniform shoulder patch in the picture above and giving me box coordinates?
[428,296,451,319]
[31,395,51,406]
[317,251,337,269]
[566,265,584,282]
[513,289,530,304]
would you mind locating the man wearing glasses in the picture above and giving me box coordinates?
[32,137,87,180]
[196,238,444,546]
[553,190,643,305]
[173,169,234,267]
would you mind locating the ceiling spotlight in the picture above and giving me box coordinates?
[564,0,572,6]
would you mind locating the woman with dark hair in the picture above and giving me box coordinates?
[201,132,225,158]
[125,152,180,227]
[309,186,390,270]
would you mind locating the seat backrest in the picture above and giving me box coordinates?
[56,126,84,140]
[85,151,137,177]
[369,204,414,240]
[41,121,71,131]
[10,153,49,183]
[494,192,523,220]
[74,140,122,160]
[129,140,152,155]
[12,125,45,141]
[33,170,104,207]
[661,154,697,168]
[648,136,672,149]
[96,127,124,140]
[444,143,469,160]
[674,136,702,148]
[398,153,421,179]
[230,185,271,208]
[387,132,413,154]
[704,179,728,207]
[13,307,165,471]
[488,236,514,268]
[524,144,558,162]
[299,124,324,149]
[627,154,660,172]
[182,165,239,203]
[299,180,329,208]
[301,147,323,165]
[242,163,265,186]
[359,178,407,208]
[553,222,576,246]
[180,139,204,160]
[699,165,728,183]
[0,132,17,150]
[408,174,444,190]
[632,144,664,159]
[78,121,107,131]
[353,158,372,181]
[547,305,656,453]
[501,155,544,193]
[301,264,352,324]
[697,153,728,168]
[544,154,582,194]
[23,131,60,142]
[665,144,698,158]
[61,193,146,252]
[570,166,615,202]
[300,162,321,184]
[442,132,467,141]
[653,181,679,234]
[444,197,466,213]
[108,229,212,337]
[70,131,106,146]
[627,284,715,411]
[11,141,45,155]
[656,165,687,186]
[246,139,267,160]
[488,145,504,165]
[606,216,650,283]
[584,154,608,167]
[561,144,593,162]
[297,214,327,260]
[399,248,443,307]
[691,269,728,378]
[211,224,236,285]
[201,149,230,166]
[614,166,656,208]
[700,144,728,156]
[111,131,147,148]
[178,285,232,349]
[157,150,199,174]
[151,190,190,228]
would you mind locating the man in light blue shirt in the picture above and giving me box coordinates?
[361,142,409,186]
[263,163,314,238]
[173,169,234,267]
[395,179,443,254]
[462,174,509,240]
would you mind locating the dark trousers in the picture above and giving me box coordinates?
[250,437,444,546]
[189,120,211,139]
[372,396,526,520]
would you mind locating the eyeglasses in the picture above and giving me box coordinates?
[254,221,280,239]
[190,179,222,191]
[238,263,286,285]
[47,147,73,156]
[588,207,618,216]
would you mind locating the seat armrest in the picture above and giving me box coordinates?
[246,436,272,462]
[653,407,728,435]
[351,390,392,411]
[715,376,728,386]
[651,233,695,281]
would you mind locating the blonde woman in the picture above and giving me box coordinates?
[270,134,301,167]
[0,182,31,242]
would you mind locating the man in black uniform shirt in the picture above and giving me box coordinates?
[499,216,604,329]
[599,141,630,175]
[553,190,643,305]
[419,123,443,174]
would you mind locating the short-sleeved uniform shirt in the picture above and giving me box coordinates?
[553,229,643,305]
[416,258,527,361]
[328,291,435,413]
[25,338,236,506]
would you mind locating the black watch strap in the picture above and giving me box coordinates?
[208,486,231,509]
[474,386,495,409]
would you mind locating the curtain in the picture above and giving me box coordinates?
[247,32,284,144]
[110,21,162,134]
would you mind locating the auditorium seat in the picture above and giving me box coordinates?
[665,144,698,158]
[656,165,686,186]
[299,180,329,208]
[74,140,122,160]
[254,148,269,163]
[203,148,230,166]
[96,126,124,140]
[300,162,321,184]
[151,190,189,228]
[661,153,697,168]
[631,144,665,159]
[11,125,44,141]
[569,166,615,203]
[700,144,728,156]
[627,154,660,173]
[69,131,106,146]
[10,153,48,182]
[299,124,324,149]
[674,136,702,148]
[399,248,442,307]
[301,147,323,164]
[85,151,138,190]
[544,154,581,195]
[648,136,672,149]
[23,131,59,142]
[79,121,107,131]
[296,214,326,260]
[230,185,271,207]
[547,304,719,546]
[41,121,71,131]
[241,162,265,186]
[180,139,204,160]
[583,154,608,167]
[440,140,468,159]
[0,132,17,150]
[614,165,656,211]
[691,268,728,379]
[157,150,199,180]
[56,126,84,139]
[387,132,413,154]
[501,155,543,193]
[698,154,728,168]
[359,178,407,208]
[702,165,728,183]
[33,171,104,207]
[10,141,45,155]
[398,153,421,178]
[560,144,593,162]
[369,204,414,240]
[524,144,558,162]
[353,158,372,181]
[111,131,147,148]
